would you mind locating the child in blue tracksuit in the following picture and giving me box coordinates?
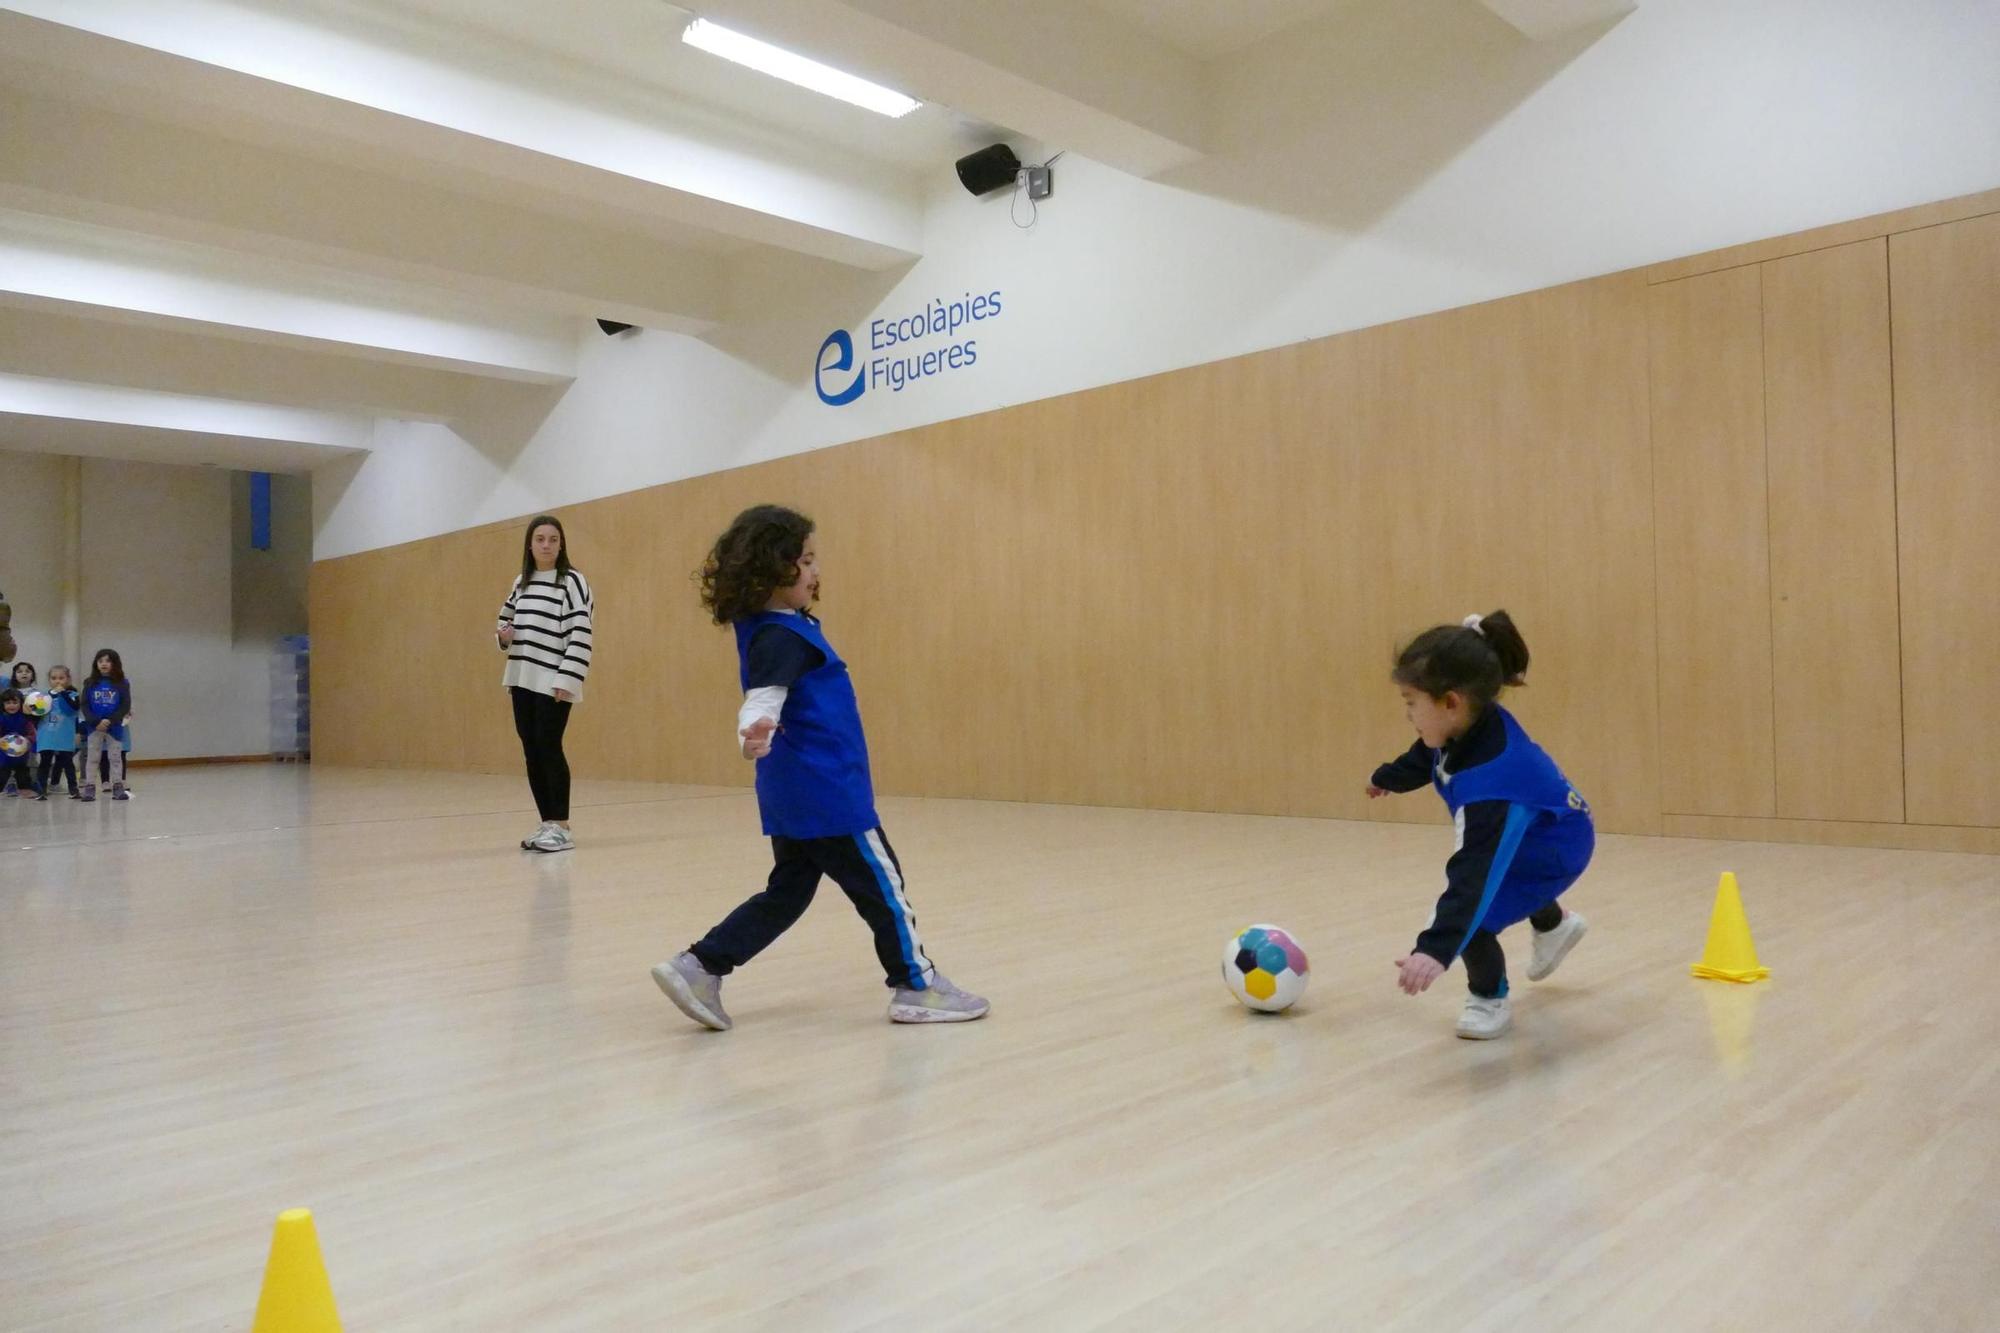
[0,688,34,796]
[80,648,132,803]
[1367,611,1594,1040]
[35,665,81,800]
[651,504,988,1031]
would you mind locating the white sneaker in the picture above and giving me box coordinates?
[887,974,990,1024]
[520,821,553,850]
[1456,995,1512,1040]
[651,952,731,1031]
[1526,910,1588,981]
[527,824,573,853]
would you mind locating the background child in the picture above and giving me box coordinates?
[7,661,40,797]
[0,688,34,796]
[80,649,132,803]
[1366,611,1594,1040]
[113,709,134,796]
[652,504,988,1030]
[36,665,81,800]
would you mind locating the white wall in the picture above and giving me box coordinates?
[2,450,289,759]
[0,452,70,662]
[315,0,2000,558]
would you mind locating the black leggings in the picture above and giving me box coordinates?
[1461,902,1566,999]
[40,751,79,794]
[510,687,573,821]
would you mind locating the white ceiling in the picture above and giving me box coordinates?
[1085,0,1364,59]
[370,0,1012,170]
[0,0,1634,474]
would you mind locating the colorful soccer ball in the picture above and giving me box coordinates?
[23,690,52,718]
[0,734,27,758]
[1222,924,1310,1012]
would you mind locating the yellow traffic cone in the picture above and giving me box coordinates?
[1690,871,1770,983]
[252,1209,343,1332]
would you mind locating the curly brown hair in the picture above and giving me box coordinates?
[698,505,815,625]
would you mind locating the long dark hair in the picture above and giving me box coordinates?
[519,514,572,584]
[10,661,34,688]
[85,648,126,687]
[1392,610,1530,708]
[698,505,814,625]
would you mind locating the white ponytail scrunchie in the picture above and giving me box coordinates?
[1462,614,1485,636]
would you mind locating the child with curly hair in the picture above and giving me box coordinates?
[651,504,988,1030]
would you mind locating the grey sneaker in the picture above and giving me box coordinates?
[79,783,96,803]
[527,824,573,853]
[651,951,731,1031]
[888,974,989,1024]
[111,783,129,801]
[1456,995,1513,1040]
[1526,910,1588,981]
[521,821,554,850]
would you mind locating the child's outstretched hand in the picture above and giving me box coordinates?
[1393,953,1445,995]
[739,716,778,760]
[1364,784,1388,799]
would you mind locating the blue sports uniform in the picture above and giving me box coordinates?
[686,610,934,991]
[1373,705,1594,995]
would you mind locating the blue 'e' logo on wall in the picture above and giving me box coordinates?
[815,328,865,406]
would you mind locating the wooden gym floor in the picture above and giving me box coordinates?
[3,766,1997,1330]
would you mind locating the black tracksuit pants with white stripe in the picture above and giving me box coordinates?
[690,828,935,990]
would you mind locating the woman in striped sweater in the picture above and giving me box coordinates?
[497,514,593,853]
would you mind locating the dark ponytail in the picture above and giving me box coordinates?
[1392,609,1530,707]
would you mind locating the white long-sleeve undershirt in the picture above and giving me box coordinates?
[736,686,788,745]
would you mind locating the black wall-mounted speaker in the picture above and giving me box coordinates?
[955,143,1022,197]
[596,319,635,336]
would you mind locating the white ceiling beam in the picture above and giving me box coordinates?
[691,0,1212,176]
[0,2,924,269]
[0,91,729,335]
[0,307,491,423]
[0,413,357,473]
[0,373,372,452]
[0,372,370,472]
[0,212,578,384]
[1479,0,1636,41]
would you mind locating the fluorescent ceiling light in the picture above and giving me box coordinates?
[682,18,920,118]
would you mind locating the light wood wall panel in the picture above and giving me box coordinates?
[1648,265,1777,817]
[1277,273,1661,833]
[311,189,2000,847]
[313,273,1662,833]
[1892,212,2000,828]
[1645,187,2000,285]
[1762,239,1904,823]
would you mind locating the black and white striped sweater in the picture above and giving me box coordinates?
[497,568,594,701]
